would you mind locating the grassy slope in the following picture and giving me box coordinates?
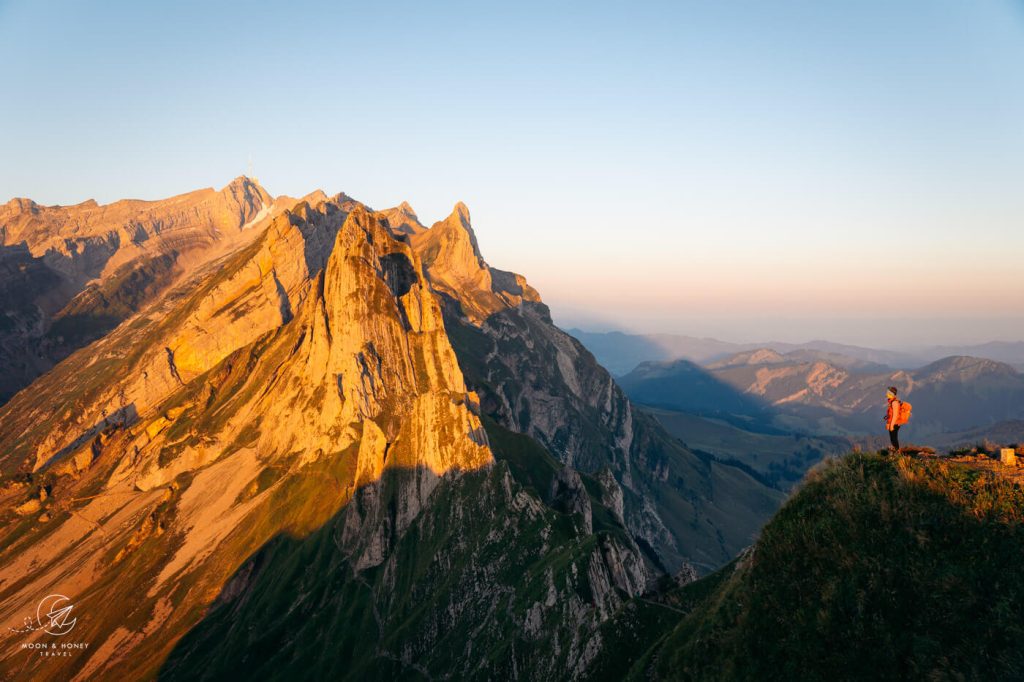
[625,453,1024,681]
[644,406,848,490]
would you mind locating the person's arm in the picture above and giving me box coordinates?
[887,400,898,431]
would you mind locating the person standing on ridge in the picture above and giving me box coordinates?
[885,386,902,452]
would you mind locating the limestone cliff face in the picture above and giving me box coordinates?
[412,202,540,322]
[0,187,652,681]
[118,205,493,493]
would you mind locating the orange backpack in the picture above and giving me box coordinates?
[895,400,912,426]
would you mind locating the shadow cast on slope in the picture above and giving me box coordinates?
[615,358,788,435]
[0,242,186,405]
[156,465,477,682]
[154,426,644,681]
[562,328,677,377]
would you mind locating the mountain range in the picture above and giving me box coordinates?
[569,329,1024,376]
[0,179,782,679]
[619,349,1024,442]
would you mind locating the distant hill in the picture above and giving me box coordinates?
[706,347,890,374]
[922,340,1024,371]
[928,419,1024,451]
[568,328,1024,377]
[563,329,753,375]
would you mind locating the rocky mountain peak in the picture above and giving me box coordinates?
[436,201,483,262]
[377,200,425,236]
[2,197,40,216]
[408,201,542,324]
[917,355,1018,381]
[300,189,328,205]
[225,174,257,189]
[307,205,491,475]
[708,348,786,369]
[220,176,273,216]
[452,199,470,222]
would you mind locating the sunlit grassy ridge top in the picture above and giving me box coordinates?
[633,452,1024,681]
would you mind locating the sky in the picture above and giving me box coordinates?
[1,0,1022,348]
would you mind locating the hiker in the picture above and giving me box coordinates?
[885,386,902,452]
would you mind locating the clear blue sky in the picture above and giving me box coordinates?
[2,0,1022,346]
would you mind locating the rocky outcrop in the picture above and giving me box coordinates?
[550,465,593,534]
[411,202,540,323]
[597,467,626,525]
[377,200,425,236]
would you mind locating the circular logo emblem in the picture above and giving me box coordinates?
[35,594,77,636]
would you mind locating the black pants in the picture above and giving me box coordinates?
[889,425,900,449]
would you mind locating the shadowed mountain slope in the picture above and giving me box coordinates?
[601,452,1024,680]
[159,419,652,681]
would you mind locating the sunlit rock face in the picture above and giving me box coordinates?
[119,204,494,493]
[411,202,541,323]
[1,177,273,273]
